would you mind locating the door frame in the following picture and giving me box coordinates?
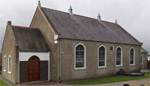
[18,52,50,83]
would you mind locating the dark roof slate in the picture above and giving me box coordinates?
[42,7,141,45]
[11,26,50,52]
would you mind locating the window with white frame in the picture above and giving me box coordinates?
[116,47,122,66]
[8,55,12,73]
[3,55,6,71]
[140,56,143,64]
[130,48,135,65]
[75,44,86,69]
[98,46,106,68]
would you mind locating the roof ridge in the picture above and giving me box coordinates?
[41,6,141,45]
[11,25,39,29]
[42,6,116,25]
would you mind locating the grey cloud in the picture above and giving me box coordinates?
[0,0,149,53]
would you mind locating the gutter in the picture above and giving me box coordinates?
[15,46,20,83]
[58,38,62,83]
[139,43,143,71]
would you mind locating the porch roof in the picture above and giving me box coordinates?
[11,25,50,52]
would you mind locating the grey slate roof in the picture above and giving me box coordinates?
[12,26,50,52]
[42,7,141,45]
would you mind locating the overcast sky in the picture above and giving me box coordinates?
[0,0,149,54]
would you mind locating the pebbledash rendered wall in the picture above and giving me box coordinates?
[60,39,141,81]
[141,53,148,69]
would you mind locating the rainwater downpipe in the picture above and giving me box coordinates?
[139,43,142,71]
[58,38,62,83]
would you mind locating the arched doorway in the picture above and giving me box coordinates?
[28,56,40,82]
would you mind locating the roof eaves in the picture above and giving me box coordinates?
[11,25,39,29]
[19,50,50,52]
[59,37,141,46]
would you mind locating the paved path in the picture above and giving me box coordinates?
[94,78,150,86]
[19,78,150,86]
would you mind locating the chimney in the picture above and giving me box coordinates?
[7,21,11,25]
[115,19,118,24]
[68,6,73,15]
[97,13,101,21]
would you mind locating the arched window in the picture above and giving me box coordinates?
[116,47,122,66]
[3,55,6,71]
[130,48,135,65]
[8,55,12,73]
[74,43,86,69]
[98,45,107,68]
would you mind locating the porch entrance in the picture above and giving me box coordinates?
[28,56,40,82]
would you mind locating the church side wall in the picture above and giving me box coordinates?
[60,39,140,81]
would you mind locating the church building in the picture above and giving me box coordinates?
[1,2,148,84]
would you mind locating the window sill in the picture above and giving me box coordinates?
[98,66,107,69]
[8,71,12,74]
[3,70,6,72]
[116,65,122,67]
[129,64,135,66]
[75,67,86,70]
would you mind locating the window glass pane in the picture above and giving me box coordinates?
[130,60,133,64]
[3,57,6,70]
[76,62,84,67]
[99,46,105,67]
[116,47,121,65]
[99,61,104,66]
[9,58,11,72]
[76,45,85,68]
[110,46,114,50]
[130,49,134,64]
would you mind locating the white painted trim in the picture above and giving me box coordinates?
[3,55,7,72]
[98,45,107,69]
[115,46,123,67]
[19,52,50,61]
[74,43,86,70]
[129,47,135,66]
[3,70,6,72]
[8,55,12,74]
[140,55,143,64]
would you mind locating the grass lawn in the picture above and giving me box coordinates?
[67,73,150,85]
[0,72,8,86]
